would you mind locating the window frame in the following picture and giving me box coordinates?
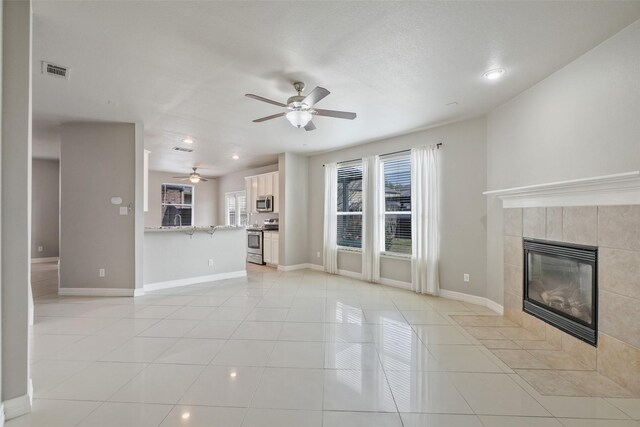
[379,153,412,257]
[336,161,364,251]
[225,190,248,227]
[161,183,195,227]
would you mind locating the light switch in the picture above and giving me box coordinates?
[119,206,128,215]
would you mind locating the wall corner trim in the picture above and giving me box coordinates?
[439,289,504,314]
[143,270,247,292]
[2,379,33,421]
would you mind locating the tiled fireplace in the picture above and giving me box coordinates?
[504,205,640,395]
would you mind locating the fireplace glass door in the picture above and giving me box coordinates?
[523,239,597,345]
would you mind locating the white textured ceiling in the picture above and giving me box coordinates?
[32,1,640,175]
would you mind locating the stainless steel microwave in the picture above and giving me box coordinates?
[256,195,273,212]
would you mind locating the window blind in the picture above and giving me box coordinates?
[337,162,363,249]
[381,155,411,254]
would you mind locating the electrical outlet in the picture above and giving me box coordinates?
[464,273,470,282]
[99,268,106,278]
[208,258,214,267]
[37,246,44,252]
[316,251,321,258]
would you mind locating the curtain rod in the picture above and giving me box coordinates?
[323,143,442,167]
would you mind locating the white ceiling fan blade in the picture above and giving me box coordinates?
[314,108,357,120]
[302,87,330,107]
[253,112,286,123]
[245,94,286,107]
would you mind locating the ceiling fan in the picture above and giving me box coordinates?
[245,82,357,131]
[173,167,209,183]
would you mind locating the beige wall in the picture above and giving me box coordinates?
[31,158,59,258]
[486,20,640,305]
[145,170,219,227]
[279,153,309,267]
[1,0,32,407]
[307,117,487,296]
[60,122,141,291]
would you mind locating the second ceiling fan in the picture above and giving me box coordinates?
[245,82,357,131]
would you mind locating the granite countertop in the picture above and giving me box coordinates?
[144,225,244,233]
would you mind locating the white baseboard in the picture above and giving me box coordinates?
[2,379,32,421]
[58,287,137,297]
[439,289,504,314]
[308,264,324,272]
[133,288,145,297]
[31,256,59,264]
[143,270,247,292]
[337,269,363,279]
[277,263,312,272]
[379,277,412,290]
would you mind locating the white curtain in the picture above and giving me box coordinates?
[323,163,339,274]
[362,155,381,283]
[411,145,440,295]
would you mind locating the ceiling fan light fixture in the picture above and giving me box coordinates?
[189,175,201,183]
[286,110,312,128]
[483,68,506,80]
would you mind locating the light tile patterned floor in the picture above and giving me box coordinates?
[7,262,640,426]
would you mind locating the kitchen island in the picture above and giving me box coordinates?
[143,226,246,291]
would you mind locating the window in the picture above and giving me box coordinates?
[225,191,247,226]
[161,184,193,226]
[337,162,363,249]
[381,155,411,255]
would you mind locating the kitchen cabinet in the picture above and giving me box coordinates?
[263,231,279,265]
[245,171,279,215]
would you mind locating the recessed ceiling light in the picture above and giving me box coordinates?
[182,138,194,144]
[232,155,239,160]
[483,68,506,80]
[230,371,237,378]
[181,413,190,420]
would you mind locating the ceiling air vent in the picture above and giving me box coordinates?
[172,147,194,153]
[42,61,70,79]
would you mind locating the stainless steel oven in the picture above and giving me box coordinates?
[247,229,264,265]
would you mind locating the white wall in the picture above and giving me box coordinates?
[307,118,488,296]
[31,159,59,259]
[60,122,141,291]
[486,20,640,304]
[216,163,278,226]
[145,170,218,227]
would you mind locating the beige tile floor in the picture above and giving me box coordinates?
[6,262,640,426]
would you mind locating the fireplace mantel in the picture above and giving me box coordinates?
[483,171,640,208]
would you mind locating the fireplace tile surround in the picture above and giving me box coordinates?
[503,205,640,395]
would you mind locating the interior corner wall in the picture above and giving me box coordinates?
[31,158,59,259]
[307,117,488,298]
[486,20,640,305]
[279,153,308,267]
[60,123,137,291]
